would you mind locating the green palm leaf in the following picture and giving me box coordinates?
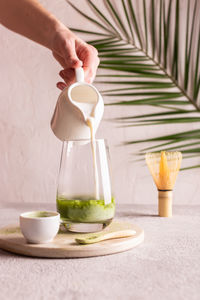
[68,0,200,170]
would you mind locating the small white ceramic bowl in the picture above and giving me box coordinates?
[20,211,60,244]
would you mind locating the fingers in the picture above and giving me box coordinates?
[53,37,83,88]
[52,36,82,70]
[57,46,99,87]
[57,82,67,90]
[76,43,99,84]
[62,39,82,69]
[59,69,75,87]
[52,51,66,68]
[53,34,99,88]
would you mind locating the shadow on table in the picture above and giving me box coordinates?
[0,249,16,257]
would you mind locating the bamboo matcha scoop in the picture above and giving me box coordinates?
[75,225,136,245]
[145,151,182,217]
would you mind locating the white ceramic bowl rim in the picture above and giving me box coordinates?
[20,211,60,220]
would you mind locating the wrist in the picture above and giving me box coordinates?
[49,20,74,50]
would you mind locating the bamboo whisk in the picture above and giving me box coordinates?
[145,151,182,217]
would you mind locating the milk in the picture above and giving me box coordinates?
[51,67,104,200]
[70,85,100,200]
[86,117,100,200]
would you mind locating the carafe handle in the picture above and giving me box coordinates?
[75,67,84,83]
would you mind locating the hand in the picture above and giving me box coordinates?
[51,26,100,90]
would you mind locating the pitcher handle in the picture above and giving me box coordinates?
[75,67,84,83]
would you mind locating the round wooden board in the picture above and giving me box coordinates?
[0,221,144,258]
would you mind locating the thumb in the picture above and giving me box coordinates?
[63,40,82,69]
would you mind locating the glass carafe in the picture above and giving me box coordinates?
[56,139,115,232]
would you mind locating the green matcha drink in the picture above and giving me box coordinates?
[57,196,115,224]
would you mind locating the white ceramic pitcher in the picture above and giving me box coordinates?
[51,67,104,141]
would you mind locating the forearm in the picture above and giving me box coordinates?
[0,0,99,88]
[0,0,65,49]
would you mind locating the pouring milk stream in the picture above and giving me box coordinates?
[51,67,104,200]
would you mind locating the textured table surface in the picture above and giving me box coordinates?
[0,203,200,300]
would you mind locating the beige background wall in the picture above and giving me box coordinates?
[0,0,199,205]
